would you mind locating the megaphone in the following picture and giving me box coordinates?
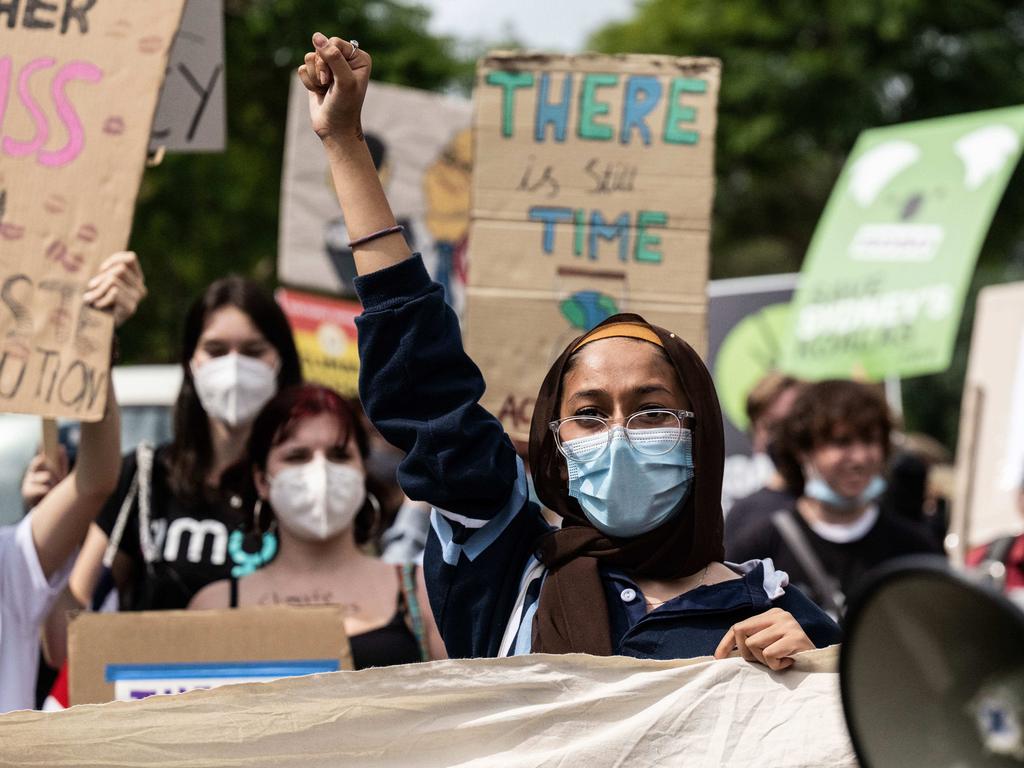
[840,556,1024,767]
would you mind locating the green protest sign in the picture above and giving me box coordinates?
[780,106,1024,380]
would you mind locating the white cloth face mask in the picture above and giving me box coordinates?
[268,455,366,542]
[191,353,278,427]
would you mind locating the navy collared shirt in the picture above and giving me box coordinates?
[355,255,841,660]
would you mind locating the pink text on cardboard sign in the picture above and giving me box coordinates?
[0,56,103,167]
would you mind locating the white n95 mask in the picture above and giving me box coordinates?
[268,455,366,542]
[191,353,278,427]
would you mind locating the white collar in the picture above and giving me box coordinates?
[806,504,880,544]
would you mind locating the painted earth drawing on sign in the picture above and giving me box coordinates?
[560,290,619,331]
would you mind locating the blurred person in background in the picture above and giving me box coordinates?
[57,276,302,622]
[726,380,943,619]
[190,384,445,666]
[725,373,803,549]
[881,431,951,548]
[0,252,144,712]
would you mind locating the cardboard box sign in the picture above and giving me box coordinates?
[0,0,185,420]
[68,606,353,705]
[950,282,1024,562]
[467,293,707,440]
[465,53,720,441]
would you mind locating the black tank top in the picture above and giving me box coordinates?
[228,569,425,670]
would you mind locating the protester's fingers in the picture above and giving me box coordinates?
[83,272,133,306]
[330,36,371,78]
[743,624,787,653]
[312,32,354,84]
[315,47,330,87]
[732,627,761,664]
[26,469,55,488]
[85,278,141,321]
[26,454,48,474]
[298,65,314,92]
[714,628,736,660]
[86,253,146,302]
[91,250,138,278]
[303,51,319,89]
[759,636,802,671]
[298,62,318,95]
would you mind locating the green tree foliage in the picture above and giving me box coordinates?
[591,1,1024,447]
[123,0,465,364]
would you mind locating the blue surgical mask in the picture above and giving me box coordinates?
[804,472,887,510]
[564,427,694,538]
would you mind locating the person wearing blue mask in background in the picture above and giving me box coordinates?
[727,380,944,619]
[298,33,840,668]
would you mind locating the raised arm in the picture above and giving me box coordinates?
[300,35,519,517]
[299,34,410,275]
[30,251,145,579]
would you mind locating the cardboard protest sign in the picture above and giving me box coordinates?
[950,282,1024,561]
[465,53,720,441]
[7,649,855,767]
[781,107,1024,381]
[276,288,361,398]
[149,0,226,153]
[279,79,471,304]
[707,274,798,510]
[68,606,353,705]
[0,0,185,420]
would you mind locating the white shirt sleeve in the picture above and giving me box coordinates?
[1,514,74,629]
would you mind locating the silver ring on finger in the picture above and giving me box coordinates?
[347,40,360,60]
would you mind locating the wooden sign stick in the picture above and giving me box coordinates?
[41,418,60,465]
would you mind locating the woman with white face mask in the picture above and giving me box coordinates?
[189,384,446,668]
[63,276,303,616]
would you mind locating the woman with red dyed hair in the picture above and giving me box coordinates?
[189,384,446,668]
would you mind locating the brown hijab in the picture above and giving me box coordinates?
[528,313,725,655]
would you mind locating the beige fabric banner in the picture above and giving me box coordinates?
[0,648,855,767]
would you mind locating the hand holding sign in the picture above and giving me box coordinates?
[21,448,69,511]
[298,34,370,143]
[82,251,147,328]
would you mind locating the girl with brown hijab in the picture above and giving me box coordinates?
[298,34,841,667]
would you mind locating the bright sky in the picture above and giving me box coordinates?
[417,0,637,52]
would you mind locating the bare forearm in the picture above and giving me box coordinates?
[74,379,121,500]
[31,386,120,579]
[322,135,412,275]
[41,586,83,668]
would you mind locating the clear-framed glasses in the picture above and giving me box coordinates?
[549,409,695,462]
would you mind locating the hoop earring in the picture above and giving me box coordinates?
[365,490,382,537]
[228,499,279,578]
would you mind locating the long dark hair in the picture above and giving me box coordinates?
[166,276,302,501]
[245,384,378,545]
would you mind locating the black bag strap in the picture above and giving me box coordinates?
[771,509,845,618]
